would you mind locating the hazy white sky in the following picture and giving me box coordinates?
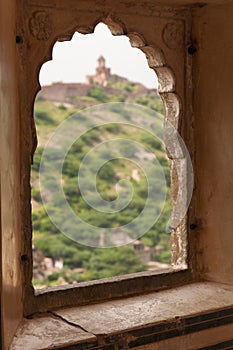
[39,23,158,89]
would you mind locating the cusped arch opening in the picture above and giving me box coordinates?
[31,20,185,290]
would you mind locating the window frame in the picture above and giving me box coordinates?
[18,4,195,317]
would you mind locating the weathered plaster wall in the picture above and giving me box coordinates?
[2,0,233,348]
[192,3,233,284]
[0,0,23,348]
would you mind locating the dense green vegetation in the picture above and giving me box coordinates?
[32,80,171,288]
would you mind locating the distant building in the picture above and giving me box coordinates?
[86,55,111,86]
[43,257,54,274]
[37,56,158,106]
[54,258,64,270]
[132,240,152,264]
[33,245,64,280]
[32,245,47,281]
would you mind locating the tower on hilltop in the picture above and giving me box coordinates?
[97,55,106,68]
[86,56,111,86]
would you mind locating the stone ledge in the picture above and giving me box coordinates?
[30,268,191,315]
[11,282,233,350]
[10,314,97,350]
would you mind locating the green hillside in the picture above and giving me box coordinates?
[32,80,171,288]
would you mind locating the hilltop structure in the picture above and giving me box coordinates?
[86,55,129,86]
[36,56,158,106]
[86,56,111,86]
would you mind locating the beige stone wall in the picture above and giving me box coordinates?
[192,3,233,284]
[0,0,23,348]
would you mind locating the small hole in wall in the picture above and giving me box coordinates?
[31,23,172,290]
[16,35,22,44]
[188,44,197,55]
[21,254,28,262]
[190,223,197,230]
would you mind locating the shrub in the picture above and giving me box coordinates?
[140,132,162,150]
[58,104,67,110]
[34,110,55,125]
[88,86,108,102]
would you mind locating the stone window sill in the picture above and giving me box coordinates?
[11,282,233,350]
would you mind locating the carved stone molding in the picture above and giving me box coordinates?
[29,11,52,40]
[162,21,184,50]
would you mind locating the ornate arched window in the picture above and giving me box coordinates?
[19,8,193,315]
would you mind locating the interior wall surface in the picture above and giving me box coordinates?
[0,0,23,349]
[192,3,233,284]
[1,0,233,349]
